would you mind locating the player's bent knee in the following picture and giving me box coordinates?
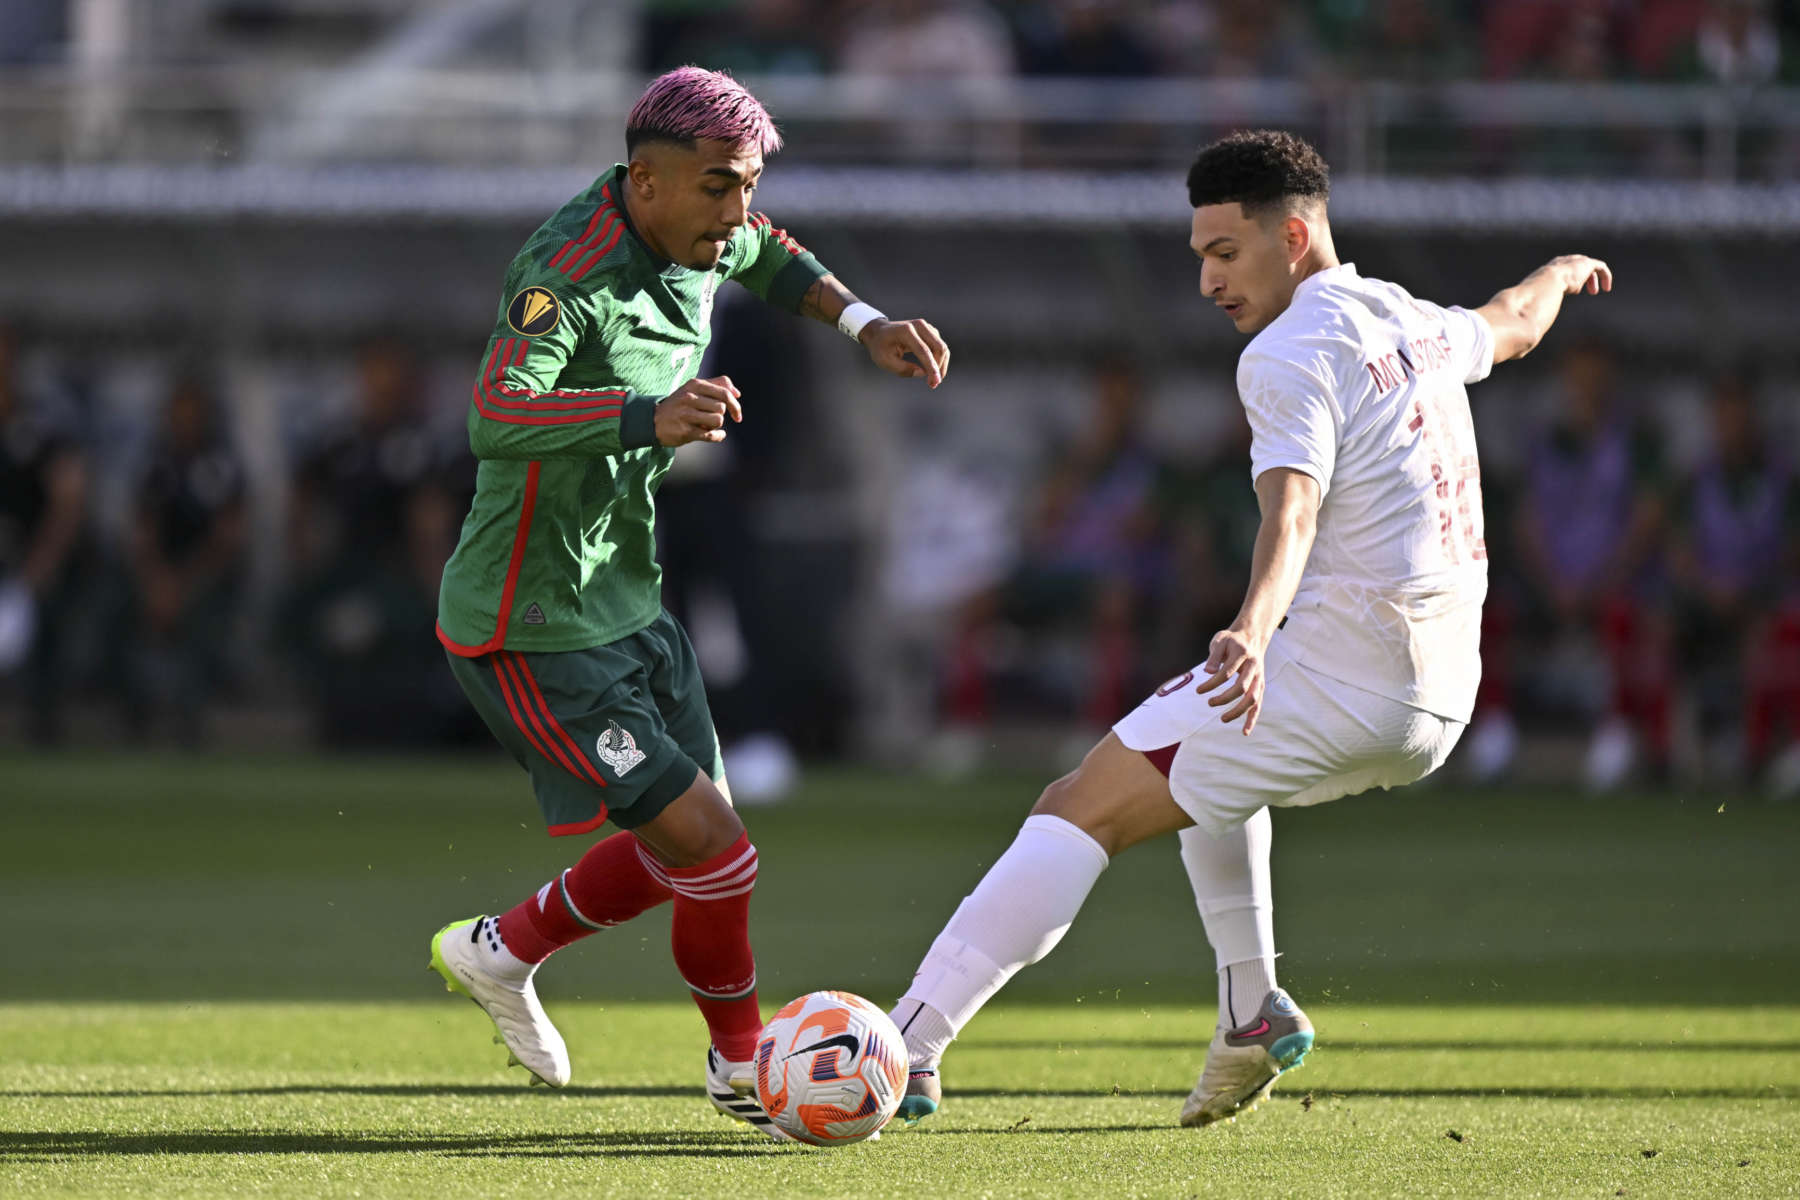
[635,770,746,869]
[1028,738,1192,857]
[1029,773,1124,857]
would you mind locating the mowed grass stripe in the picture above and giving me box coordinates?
[4,752,1798,1006]
[4,1002,1798,1199]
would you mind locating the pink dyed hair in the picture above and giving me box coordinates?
[626,67,782,156]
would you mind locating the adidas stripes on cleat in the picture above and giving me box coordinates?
[706,1045,794,1142]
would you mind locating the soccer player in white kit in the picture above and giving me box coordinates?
[887,130,1614,1128]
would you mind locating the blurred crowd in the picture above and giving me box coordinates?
[2,1,1797,177]
[4,313,1799,792]
[640,0,1800,175]
[4,0,1792,86]
[640,0,1800,85]
[0,305,849,773]
[0,324,476,747]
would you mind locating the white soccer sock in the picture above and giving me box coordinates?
[478,915,535,983]
[893,814,1110,1068]
[1178,807,1277,1027]
[1219,956,1277,1030]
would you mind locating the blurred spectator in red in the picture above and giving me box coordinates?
[0,321,88,744]
[1484,0,1653,174]
[1670,370,1800,778]
[1511,340,1673,789]
[123,372,247,744]
[945,357,1168,728]
[1635,0,1786,85]
[1484,0,1633,80]
[284,338,466,746]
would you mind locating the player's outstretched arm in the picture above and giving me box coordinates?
[798,275,951,389]
[1476,254,1613,364]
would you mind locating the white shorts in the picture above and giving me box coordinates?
[1112,636,1465,838]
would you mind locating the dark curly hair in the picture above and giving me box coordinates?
[1186,130,1330,219]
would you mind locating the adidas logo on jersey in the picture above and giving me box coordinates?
[521,603,547,626]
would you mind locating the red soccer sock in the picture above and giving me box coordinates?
[643,832,763,1063]
[495,830,674,964]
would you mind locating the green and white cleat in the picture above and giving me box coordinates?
[1181,987,1313,1128]
[895,1068,941,1125]
[429,916,570,1089]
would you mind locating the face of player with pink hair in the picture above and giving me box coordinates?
[625,139,764,271]
[1190,201,1320,335]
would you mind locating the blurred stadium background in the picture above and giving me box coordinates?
[3,0,1800,799]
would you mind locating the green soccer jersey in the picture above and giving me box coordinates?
[436,164,830,656]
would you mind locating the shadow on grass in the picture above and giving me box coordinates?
[973,1039,1800,1054]
[2,1084,697,1100]
[7,1084,1794,1103]
[0,1129,790,1161]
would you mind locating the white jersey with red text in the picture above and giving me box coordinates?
[1237,262,1494,723]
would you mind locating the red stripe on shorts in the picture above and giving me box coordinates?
[492,654,556,765]
[547,811,610,838]
[496,652,592,786]
[508,652,609,789]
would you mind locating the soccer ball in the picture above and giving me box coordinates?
[754,990,907,1146]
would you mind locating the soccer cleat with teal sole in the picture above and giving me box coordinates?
[1181,987,1314,1127]
[895,1069,941,1125]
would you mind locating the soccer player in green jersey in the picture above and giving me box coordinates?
[427,67,949,1138]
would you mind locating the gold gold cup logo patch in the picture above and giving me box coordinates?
[507,286,562,337]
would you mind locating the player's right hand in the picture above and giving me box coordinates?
[656,376,743,447]
[1196,628,1266,735]
[1551,255,1612,296]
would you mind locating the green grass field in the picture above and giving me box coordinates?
[4,753,1799,1197]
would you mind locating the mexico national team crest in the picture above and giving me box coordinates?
[506,286,562,337]
[596,720,646,776]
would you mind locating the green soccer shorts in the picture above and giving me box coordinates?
[446,609,725,836]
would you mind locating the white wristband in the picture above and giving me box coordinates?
[837,301,885,342]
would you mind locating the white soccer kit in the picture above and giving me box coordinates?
[1116,263,1495,836]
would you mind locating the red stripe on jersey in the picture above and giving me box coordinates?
[472,338,627,425]
[750,213,806,257]
[497,652,592,784]
[491,459,540,646]
[549,185,619,271]
[569,222,627,282]
[436,457,542,658]
[492,652,558,763]
[557,210,622,278]
[509,652,609,788]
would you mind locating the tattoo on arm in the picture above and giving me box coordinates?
[798,274,859,325]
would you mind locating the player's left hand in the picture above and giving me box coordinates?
[1196,628,1266,735]
[861,318,950,388]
